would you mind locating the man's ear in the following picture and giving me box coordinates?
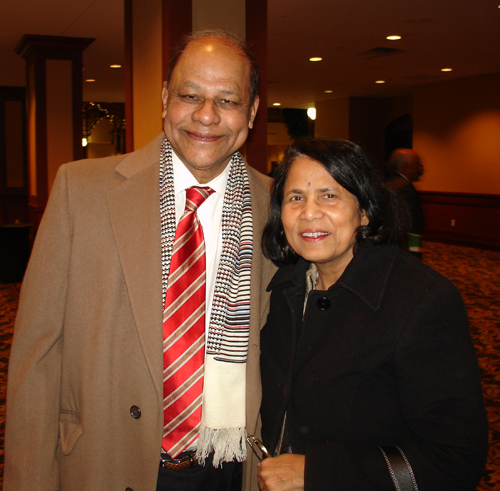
[248,95,260,129]
[161,81,168,118]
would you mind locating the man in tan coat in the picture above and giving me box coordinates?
[4,30,274,491]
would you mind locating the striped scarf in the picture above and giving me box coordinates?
[159,138,253,466]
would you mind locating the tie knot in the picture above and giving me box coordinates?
[185,186,214,213]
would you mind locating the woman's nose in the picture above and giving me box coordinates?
[301,200,322,221]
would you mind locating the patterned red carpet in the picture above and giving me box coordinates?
[0,241,498,489]
[422,241,500,490]
[0,282,20,489]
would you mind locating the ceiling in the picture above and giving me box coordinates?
[1,0,126,102]
[1,0,500,109]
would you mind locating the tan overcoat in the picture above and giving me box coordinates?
[4,134,275,491]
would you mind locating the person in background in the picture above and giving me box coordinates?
[386,148,424,235]
[258,138,487,490]
[4,29,275,491]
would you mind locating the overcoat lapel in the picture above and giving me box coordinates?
[245,166,275,432]
[106,135,164,397]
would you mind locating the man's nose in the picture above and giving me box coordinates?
[192,99,221,126]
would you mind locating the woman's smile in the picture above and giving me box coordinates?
[299,229,330,240]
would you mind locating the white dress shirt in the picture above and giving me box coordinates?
[171,151,229,337]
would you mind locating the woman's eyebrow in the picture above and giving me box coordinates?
[284,188,305,195]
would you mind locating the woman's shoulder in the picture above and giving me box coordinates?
[354,241,461,300]
[380,245,466,312]
[393,246,455,288]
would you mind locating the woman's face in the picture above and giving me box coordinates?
[281,157,368,284]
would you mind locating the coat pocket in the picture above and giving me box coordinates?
[59,411,83,455]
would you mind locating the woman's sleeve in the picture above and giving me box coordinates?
[304,282,488,491]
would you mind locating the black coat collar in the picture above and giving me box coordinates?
[267,241,399,312]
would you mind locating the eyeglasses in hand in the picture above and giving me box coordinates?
[246,434,270,462]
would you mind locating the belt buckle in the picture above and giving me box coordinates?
[160,451,198,471]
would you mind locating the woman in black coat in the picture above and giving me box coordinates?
[257,139,488,491]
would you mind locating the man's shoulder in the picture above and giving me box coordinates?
[245,163,273,197]
[62,134,164,184]
[59,154,128,195]
[66,153,127,174]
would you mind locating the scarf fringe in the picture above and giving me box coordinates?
[196,426,247,467]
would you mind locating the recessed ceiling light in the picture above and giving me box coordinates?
[441,68,452,72]
[324,90,333,93]
[375,80,385,84]
[85,79,96,82]
[273,102,281,106]
[110,64,122,68]
[386,35,401,41]
[309,57,322,62]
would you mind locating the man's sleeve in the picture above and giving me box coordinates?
[4,165,73,490]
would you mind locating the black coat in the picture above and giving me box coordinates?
[386,173,424,235]
[260,241,487,490]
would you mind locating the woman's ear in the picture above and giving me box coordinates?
[360,210,369,226]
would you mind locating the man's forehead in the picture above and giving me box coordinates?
[170,37,251,92]
[181,37,245,63]
[192,35,239,49]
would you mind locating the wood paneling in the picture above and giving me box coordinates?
[421,191,500,249]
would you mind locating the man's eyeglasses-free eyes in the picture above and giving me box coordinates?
[246,434,270,462]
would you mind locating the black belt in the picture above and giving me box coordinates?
[160,451,198,471]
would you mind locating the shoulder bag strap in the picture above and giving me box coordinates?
[378,446,419,491]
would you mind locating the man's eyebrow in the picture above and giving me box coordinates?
[180,81,202,91]
[179,81,240,96]
[219,88,238,96]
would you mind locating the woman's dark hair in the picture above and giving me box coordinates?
[262,138,409,267]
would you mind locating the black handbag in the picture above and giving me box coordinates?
[378,446,419,491]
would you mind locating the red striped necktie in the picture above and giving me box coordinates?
[162,186,215,458]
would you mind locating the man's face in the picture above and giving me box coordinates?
[407,156,423,182]
[162,38,259,184]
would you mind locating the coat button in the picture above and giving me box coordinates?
[316,297,331,310]
[130,405,141,419]
[125,488,134,491]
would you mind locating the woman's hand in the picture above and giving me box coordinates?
[257,454,305,491]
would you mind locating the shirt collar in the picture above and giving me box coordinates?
[172,149,230,198]
[395,171,410,182]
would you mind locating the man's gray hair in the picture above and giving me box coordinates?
[166,29,260,104]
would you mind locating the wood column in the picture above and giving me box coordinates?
[0,86,28,224]
[15,35,94,223]
[245,0,268,175]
